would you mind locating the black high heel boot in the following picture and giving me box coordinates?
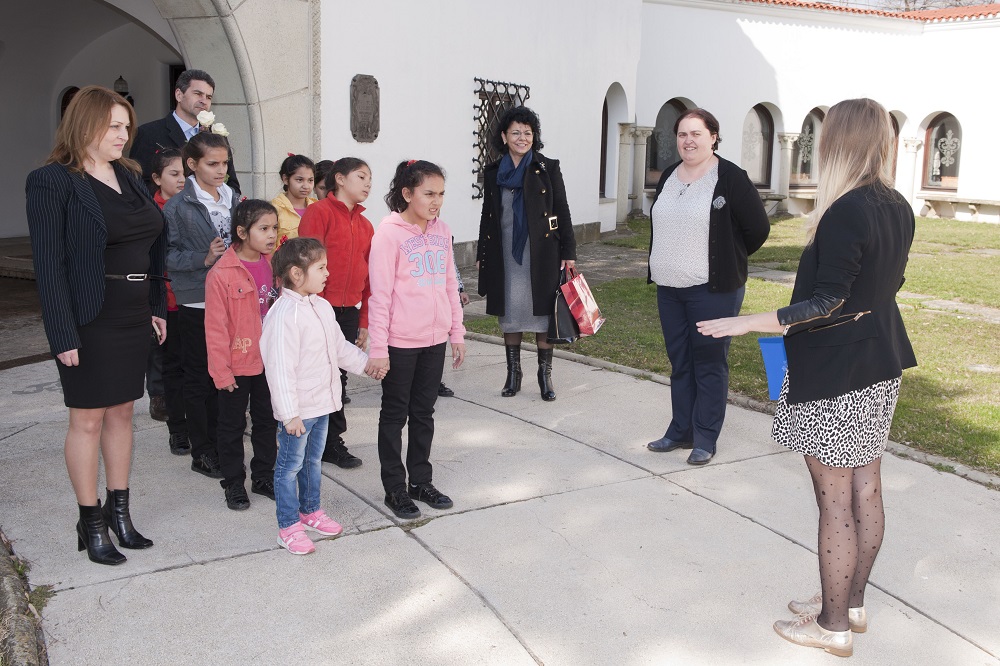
[77,502,126,565]
[102,488,154,549]
[537,348,556,401]
[501,345,522,397]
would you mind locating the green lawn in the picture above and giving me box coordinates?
[467,274,1000,475]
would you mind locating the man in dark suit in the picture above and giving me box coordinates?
[130,69,241,196]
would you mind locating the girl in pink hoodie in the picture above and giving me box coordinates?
[205,199,280,512]
[261,237,379,555]
[367,160,466,521]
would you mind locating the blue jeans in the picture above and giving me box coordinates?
[657,283,745,453]
[274,415,328,529]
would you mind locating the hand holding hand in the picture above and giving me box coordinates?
[367,357,390,380]
[205,237,226,266]
[222,382,238,392]
[57,349,79,367]
[452,342,466,369]
[460,291,470,306]
[284,417,305,437]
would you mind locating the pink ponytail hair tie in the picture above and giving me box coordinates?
[287,152,295,157]
[406,159,417,166]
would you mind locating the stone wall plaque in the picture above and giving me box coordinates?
[350,75,380,143]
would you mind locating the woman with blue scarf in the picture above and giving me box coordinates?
[477,107,576,401]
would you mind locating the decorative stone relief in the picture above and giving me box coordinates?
[350,75,380,143]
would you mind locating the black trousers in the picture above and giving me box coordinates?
[145,335,164,396]
[326,306,360,442]
[178,306,218,461]
[163,309,187,436]
[216,373,277,487]
[377,343,445,493]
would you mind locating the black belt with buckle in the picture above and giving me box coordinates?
[105,274,171,282]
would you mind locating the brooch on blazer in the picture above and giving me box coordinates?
[713,196,727,210]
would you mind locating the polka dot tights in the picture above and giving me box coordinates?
[805,455,885,632]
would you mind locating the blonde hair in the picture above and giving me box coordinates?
[804,98,895,243]
[47,85,140,175]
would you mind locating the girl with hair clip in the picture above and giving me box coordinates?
[698,99,916,658]
[271,153,316,243]
[298,157,374,468]
[149,148,190,456]
[205,200,280,511]
[368,160,466,520]
[164,131,240,481]
[261,238,379,555]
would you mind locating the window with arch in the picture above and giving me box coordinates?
[791,108,824,187]
[924,113,961,190]
[646,98,687,187]
[741,104,774,188]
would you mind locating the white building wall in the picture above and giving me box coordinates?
[638,0,1000,217]
[320,0,642,245]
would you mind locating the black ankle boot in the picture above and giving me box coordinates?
[537,348,556,401]
[102,488,154,549]
[77,502,126,565]
[501,345,522,397]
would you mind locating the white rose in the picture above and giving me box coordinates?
[211,123,229,137]
[196,110,216,127]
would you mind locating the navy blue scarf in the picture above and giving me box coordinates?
[496,150,532,265]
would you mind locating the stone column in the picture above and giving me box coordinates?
[631,126,654,215]
[616,123,635,226]
[899,137,923,210]
[776,133,799,214]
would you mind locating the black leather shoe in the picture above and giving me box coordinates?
[384,488,421,520]
[687,449,715,465]
[102,488,153,549]
[438,382,455,397]
[322,437,362,469]
[77,501,126,566]
[225,483,251,511]
[251,478,275,500]
[191,454,223,479]
[149,395,168,422]
[169,432,191,456]
[647,437,693,453]
[342,394,351,405]
[408,482,453,510]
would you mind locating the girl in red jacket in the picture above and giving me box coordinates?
[205,200,280,511]
[298,157,373,469]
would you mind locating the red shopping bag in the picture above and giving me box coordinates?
[560,267,605,337]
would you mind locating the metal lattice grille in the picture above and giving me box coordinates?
[472,78,530,199]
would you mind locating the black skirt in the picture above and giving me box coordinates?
[57,174,163,409]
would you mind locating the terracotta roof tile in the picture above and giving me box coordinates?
[737,0,1000,22]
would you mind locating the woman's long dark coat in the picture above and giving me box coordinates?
[476,152,576,317]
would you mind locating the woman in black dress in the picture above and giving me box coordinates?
[26,86,167,565]
[697,99,916,657]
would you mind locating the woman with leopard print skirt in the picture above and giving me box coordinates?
[696,98,916,658]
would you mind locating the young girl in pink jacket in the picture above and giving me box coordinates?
[205,199,280,511]
[368,160,466,521]
[261,237,380,555]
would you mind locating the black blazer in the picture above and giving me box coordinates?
[477,153,577,317]
[25,162,167,356]
[781,184,917,404]
[130,112,241,195]
[647,156,770,292]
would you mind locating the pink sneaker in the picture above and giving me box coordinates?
[299,509,343,536]
[277,522,315,555]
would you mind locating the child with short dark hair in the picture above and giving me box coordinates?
[271,154,316,243]
[261,238,379,554]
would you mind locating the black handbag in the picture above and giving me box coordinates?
[547,268,580,344]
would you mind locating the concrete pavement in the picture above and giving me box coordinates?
[1,343,998,665]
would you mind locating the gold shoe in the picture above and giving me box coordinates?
[774,613,853,658]
[788,592,868,633]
